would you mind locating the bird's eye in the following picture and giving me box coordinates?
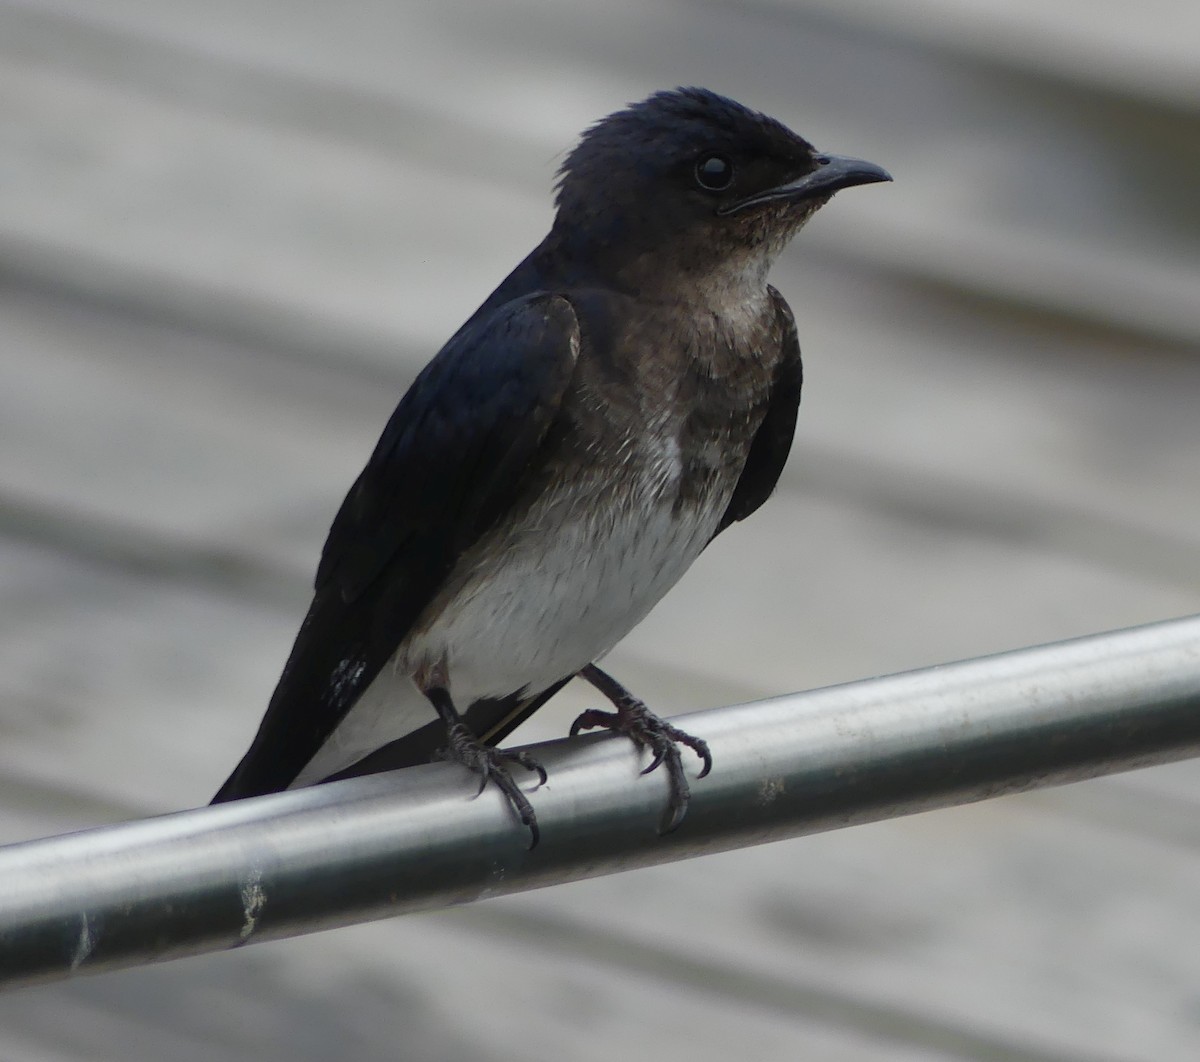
[694,154,734,192]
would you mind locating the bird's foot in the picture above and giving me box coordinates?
[572,666,711,833]
[434,721,547,848]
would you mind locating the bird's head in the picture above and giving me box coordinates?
[551,88,890,296]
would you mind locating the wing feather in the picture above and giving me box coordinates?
[713,287,803,538]
[213,293,580,801]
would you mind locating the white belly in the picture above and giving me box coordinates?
[408,489,719,705]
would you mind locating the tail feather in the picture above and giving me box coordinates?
[211,590,388,803]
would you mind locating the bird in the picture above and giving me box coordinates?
[212,87,890,845]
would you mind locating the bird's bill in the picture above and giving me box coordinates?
[719,154,892,215]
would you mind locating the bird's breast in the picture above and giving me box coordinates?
[401,423,733,706]
[401,292,781,706]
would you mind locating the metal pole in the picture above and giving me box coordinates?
[3,614,1199,989]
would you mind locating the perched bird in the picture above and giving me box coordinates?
[213,87,890,844]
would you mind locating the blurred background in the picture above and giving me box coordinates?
[2,0,1199,1058]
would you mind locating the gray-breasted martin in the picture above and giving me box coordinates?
[213,88,890,845]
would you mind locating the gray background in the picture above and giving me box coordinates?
[2,0,1199,1058]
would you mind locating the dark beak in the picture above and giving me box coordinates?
[719,153,892,215]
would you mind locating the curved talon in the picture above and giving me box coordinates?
[683,735,713,778]
[661,797,688,834]
[514,749,549,787]
[569,708,616,737]
[489,769,540,849]
[640,747,667,775]
[657,745,690,834]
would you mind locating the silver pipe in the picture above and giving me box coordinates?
[3,614,1199,988]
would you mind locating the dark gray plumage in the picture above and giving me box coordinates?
[213,88,890,844]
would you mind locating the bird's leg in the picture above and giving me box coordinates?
[426,686,547,848]
[571,664,712,832]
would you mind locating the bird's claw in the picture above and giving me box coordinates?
[569,707,613,738]
[569,697,711,834]
[435,722,545,847]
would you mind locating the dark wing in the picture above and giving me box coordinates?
[213,293,580,801]
[713,286,803,538]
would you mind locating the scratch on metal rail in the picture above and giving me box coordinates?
[758,777,785,806]
[239,866,266,943]
[70,912,94,971]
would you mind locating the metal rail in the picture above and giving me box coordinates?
[3,614,1199,989]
